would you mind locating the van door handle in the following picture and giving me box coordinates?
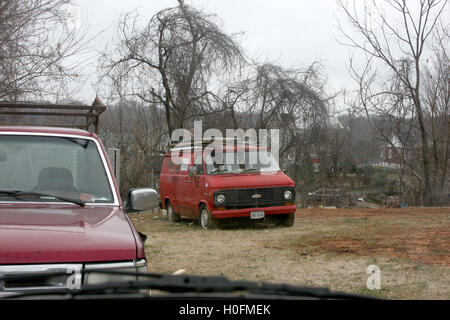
[184,177,191,183]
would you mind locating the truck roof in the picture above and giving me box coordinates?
[0,125,96,138]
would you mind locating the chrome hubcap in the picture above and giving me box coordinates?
[201,210,209,229]
[168,205,173,221]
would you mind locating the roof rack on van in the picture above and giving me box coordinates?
[168,137,261,150]
[0,96,106,134]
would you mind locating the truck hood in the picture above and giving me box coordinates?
[0,204,137,264]
[205,171,294,189]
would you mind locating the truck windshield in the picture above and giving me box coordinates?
[205,150,280,175]
[0,135,114,204]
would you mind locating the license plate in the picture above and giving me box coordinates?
[250,211,265,219]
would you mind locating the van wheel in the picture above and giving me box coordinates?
[199,205,217,230]
[278,213,295,227]
[167,201,180,223]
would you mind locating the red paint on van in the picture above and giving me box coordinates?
[159,145,296,222]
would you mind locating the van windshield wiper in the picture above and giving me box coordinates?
[1,270,378,300]
[209,169,240,175]
[0,190,85,207]
[242,168,261,172]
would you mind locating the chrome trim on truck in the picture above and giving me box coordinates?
[0,259,147,294]
[0,263,83,292]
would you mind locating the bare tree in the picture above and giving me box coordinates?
[0,0,89,100]
[422,29,449,197]
[209,61,338,199]
[100,100,168,197]
[99,0,244,136]
[337,0,449,205]
[219,62,330,157]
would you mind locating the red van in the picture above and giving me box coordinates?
[159,141,296,229]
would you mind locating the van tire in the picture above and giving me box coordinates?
[278,213,295,227]
[167,201,180,223]
[199,204,217,230]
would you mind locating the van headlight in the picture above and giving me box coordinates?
[283,190,293,200]
[215,194,226,206]
[84,259,147,285]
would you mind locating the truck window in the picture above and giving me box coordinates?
[0,135,114,203]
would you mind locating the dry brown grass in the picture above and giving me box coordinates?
[129,207,450,299]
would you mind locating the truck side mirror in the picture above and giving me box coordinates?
[125,188,160,213]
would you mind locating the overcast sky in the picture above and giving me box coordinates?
[72,0,361,105]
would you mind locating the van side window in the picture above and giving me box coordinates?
[180,158,190,171]
[194,154,204,175]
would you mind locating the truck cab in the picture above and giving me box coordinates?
[0,101,158,295]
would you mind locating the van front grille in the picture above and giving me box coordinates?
[216,187,295,209]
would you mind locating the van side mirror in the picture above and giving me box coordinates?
[188,166,197,178]
[282,168,287,174]
[125,188,160,213]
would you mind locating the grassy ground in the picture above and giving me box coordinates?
[129,207,450,299]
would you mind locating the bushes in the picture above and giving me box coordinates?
[371,168,388,188]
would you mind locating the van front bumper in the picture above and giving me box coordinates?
[211,205,297,219]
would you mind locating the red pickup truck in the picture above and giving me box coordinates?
[0,103,159,295]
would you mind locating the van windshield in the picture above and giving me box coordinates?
[0,135,114,204]
[205,150,280,175]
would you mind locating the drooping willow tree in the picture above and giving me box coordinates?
[100,0,244,135]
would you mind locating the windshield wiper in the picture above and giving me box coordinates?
[209,169,240,175]
[1,270,378,300]
[0,190,85,207]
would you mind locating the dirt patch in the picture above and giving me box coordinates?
[297,207,450,218]
[318,239,365,253]
[306,229,450,266]
[130,207,450,299]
